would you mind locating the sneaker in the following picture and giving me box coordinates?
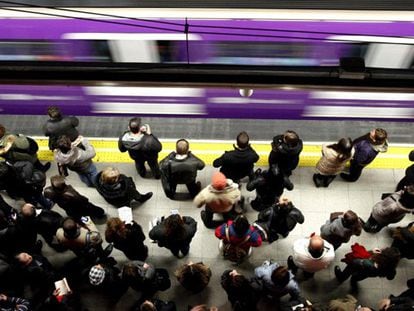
[139,192,153,203]
[287,256,297,274]
[41,162,51,172]
[334,266,344,282]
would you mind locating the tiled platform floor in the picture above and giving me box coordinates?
[4,163,413,310]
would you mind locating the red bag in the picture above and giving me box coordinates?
[341,243,371,264]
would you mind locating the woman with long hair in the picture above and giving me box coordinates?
[105,217,148,261]
[313,138,353,187]
[149,213,197,258]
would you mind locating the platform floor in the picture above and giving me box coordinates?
[3,163,414,311]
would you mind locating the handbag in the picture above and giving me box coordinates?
[222,225,251,263]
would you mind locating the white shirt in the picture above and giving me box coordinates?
[292,238,335,273]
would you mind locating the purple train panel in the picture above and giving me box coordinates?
[0,84,413,121]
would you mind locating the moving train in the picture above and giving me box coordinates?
[0,8,412,120]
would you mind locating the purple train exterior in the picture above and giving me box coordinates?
[0,17,413,120]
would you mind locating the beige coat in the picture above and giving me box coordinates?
[316,145,354,176]
[193,180,241,213]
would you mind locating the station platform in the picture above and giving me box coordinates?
[3,160,413,310]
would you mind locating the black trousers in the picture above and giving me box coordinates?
[161,176,200,199]
[342,160,365,182]
[134,157,161,178]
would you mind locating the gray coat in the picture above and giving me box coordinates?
[54,138,95,172]
[372,191,413,225]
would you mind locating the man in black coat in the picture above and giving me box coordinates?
[396,150,414,191]
[118,118,162,179]
[268,130,303,190]
[160,139,205,199]
[43,106,80,150]
[213,131,259,184]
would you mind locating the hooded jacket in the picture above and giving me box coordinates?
[194,180,241,213]
[372,191,414,225]
[213,145,259,181]
[316,144,354,176]
[268,135,303,173]
[54,138,95,173]
[95,172,138,207]
[292,237,335,273]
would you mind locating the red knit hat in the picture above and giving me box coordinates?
[212,172,227,190]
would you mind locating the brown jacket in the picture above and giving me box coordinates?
[316,144,354,176]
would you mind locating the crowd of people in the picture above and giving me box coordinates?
[0,106,412,311]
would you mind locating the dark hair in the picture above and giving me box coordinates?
[373,247,400,273]
[62,217,79,239]
[176,139,189,155]
[51,175,67,191]
[374,128,387,144]
[329,137,353,161]
[47,106,62,120]
[271,266,290,287]
[236,132,249,149]
[220,270,251,299]
[284,130,299,147]
[0,125,5,138]
[56,135,72,154]
[165,214,186,240]
[233,215,249,237]
[175,262,211,293]
[129,117,141,134]
[343,210,362,235]
[122,262,141,285]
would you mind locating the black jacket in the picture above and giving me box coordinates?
[44,184,92,218]
[213,145,259,181]
[118,131,162,161]
[247,168,285,207]
[160,152,205,184]
[268,134,303,173]
[43,116,79,150]
[149,216,197,251]
[392,222,414,259]
[96,172,139,207]
[106,221,148,261]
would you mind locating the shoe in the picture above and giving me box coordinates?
[283,176,294,191]
[154,173,161,180]
[139,192,153,203]
[313,174,322,188]
[102,243,114,257]
[287,256,297,274]
[41,162,51,172]
[334,266,344,282]
[34,239,43,253]
[137,167,146,178]
[200,210,207,224]
[340,173,353,182]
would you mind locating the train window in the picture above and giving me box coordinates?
[0,40,112,62]
[190,41,369,66]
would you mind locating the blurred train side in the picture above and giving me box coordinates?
[0,11,412,120]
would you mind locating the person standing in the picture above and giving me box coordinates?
[43,105,80,151]
[287,234,335,278]
[159,139,204,199]
[194,172,241,228]
[213,131,259,184]
[396,150,414,191]
[118,117,162,179]
[341,128,388,182]
[313,138,353,187]
[0,124,50,172]
[149,213,197,258]
[268,130,303,190]
[54,135,98,187]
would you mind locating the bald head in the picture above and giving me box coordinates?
[308,235,324,258]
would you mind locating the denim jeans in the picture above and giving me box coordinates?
[77,163,98,187]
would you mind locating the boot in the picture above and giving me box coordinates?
[138,192,153,203]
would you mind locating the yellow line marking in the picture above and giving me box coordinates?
[35,139,413,169]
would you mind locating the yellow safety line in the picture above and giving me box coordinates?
[35,139,412,169]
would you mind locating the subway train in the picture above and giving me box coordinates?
[0,8,413,120]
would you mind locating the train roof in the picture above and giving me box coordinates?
[0,0,414,10]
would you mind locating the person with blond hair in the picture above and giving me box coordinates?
[96,167,152,208]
